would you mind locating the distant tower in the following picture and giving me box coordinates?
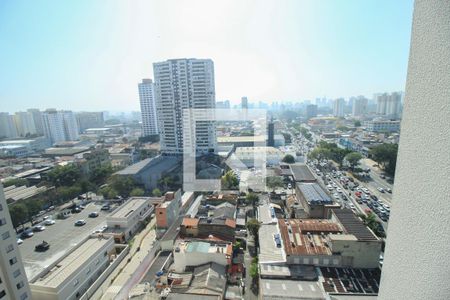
[268,119,275,147]
[138,79,159,136]
[41,109,79,144]
[153,58,216,155]
[241,97,248,109]
[306,105,318,119]
[333,98,346,117]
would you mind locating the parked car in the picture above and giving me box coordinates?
[35,241,50,252]
[17,238,23,245]
[43,219,55,225]
[32,225,46,232]
[74,220,86,226]
[20,230,34,239]
[71,207,82,214]
[89,212,99,218]
[370,195,378,201]
[101,205,111,211]
[386,188,392,193]
[377,187,385,193]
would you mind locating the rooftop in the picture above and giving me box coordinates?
[115,155,180,176]
[260,279,326,300]
[258,203,278,225]
[31,237,113,288]
[108,198,150,219]
[176,241,232,256]
[332,209,379,241]
[290,164,316,182]
[320,267,381,295]
[297,182,332,205]
[278,219,342,256]
[258,224,286,264]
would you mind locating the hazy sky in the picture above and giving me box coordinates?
[0,0,414,112]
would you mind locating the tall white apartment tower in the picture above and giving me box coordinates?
[42,109,79,144]
[241,97,248,109]
[333,98,346,117]
[0,113,18,138]
[27,109,44,135]
[138,79,159,136]
[13,112,37,137]
[153,58,216,155]
[352,96,368,116]
[376,92,401,118]
[0,185,31,300]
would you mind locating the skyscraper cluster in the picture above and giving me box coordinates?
[41,109,79,144]
[139,58,216,155]
[376,92,402,118]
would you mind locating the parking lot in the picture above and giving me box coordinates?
[18,201,113,280]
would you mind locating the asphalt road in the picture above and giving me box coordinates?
[18,202,111,280]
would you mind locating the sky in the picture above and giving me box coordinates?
[0,0,414,112]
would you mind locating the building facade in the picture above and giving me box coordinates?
[0,112,18,138]
[42,109,80,144]
[138,79,159,137]
[13,111,37,137]
[153,58,216,155]
[0,185,31,300]
[76,112,104,133]
[352,96,368,116]
[27,109,44,135]
[365,119,401,132]
[333,98,345,117]
[376,92,402,118]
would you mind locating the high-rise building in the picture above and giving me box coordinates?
[138,79,158,137]
[27,109,44,135]
[267,120,275,147]
[13,112,37,137]
[306,104,318,119]
[0,113,18,138]
[333,98,346,117]
[76,112,105,133]
[42,109,79,144]
[216,100,230,109]
[241,97,248,109]
[376,92,402,118]
[352,96,368,116]
[0,185,31,300]
[153,58,216,155]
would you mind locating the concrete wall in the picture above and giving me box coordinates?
[378,1,450,299]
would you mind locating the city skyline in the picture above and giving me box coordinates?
[0,1,414,112]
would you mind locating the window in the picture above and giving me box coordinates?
[9,257,17,265]
[13,269,20,278]
[0,290,6,299]
[6,244,14,253]
[2,231,10,240]
[0,218,6,226]
[0,203,3,211]
[16,281,24,290]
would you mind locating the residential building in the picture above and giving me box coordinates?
[0,185,31,300]
[29,236,116,300]
[105,197,156,242]
[27,109,44,135]
[235,146,282,167]
[156,190,182,229]
[365,119,401,132]
[241,96,248,109]
[138,79,159,136]
[153,58,216,155]
[216,100,230,109]
[352,96,368,116]
[0,112,18,138]
[13,111,37,137]
[306,104,318,119]
[267,120,275,146]
[42,109,79,144]
[180,217,236,241]
[76,112,104,133]
[76,149,111,174]
[0,145,29,158]
[333,98,345,117]
[173,240,232,272]
[376,92,402,118]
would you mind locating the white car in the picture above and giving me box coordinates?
[349,204,356,209]
[43,219,55,225]
[327,185,333,191]
[336,188,343,193]
[17,238,23,245]
[377,187,385,193]
[287,183,292,189]
[333,193,340,199]
[332,183,338,188]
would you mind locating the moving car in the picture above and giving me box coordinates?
[101,205,111,211]
[378,187,385,193]
[74,220,86,226]
[71,207,82,214]
[35,241,50,252]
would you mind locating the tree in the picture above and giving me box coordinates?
[245,193,259,207]
[3,178,27,188]
[345,152,363,170]
[369,144,399,176]
[152,188,162,197]
[9,204,29,228]
[354,120,362,127]
[282,154,295,164]
[249,261,259,280]
[158,176,174,191]
[246,218,261,239]
[221,171,239,190]
[108,175,136,197]
[337,125,350,132]
[266,176,284,191]
[359,213,385,238]
[130,188,145,197]
[47,165,81,187]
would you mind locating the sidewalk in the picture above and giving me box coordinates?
[89,218,157,300]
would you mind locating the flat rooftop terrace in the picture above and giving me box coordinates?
[108,198,150,218]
